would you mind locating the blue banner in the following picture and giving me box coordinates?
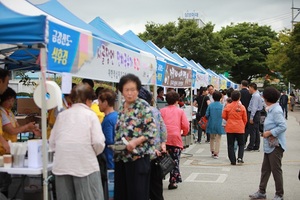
[156,60,166,86]
[192,70,196,88]
[47,21,80,72]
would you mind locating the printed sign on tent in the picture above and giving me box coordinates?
[162,64,192,88]
[156,60,166,86]
[47,21,80,72]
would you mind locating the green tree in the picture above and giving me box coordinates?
[266,29,290,73]
[284,23,300,88]
[219,22,277,83]
[139,19,235,74]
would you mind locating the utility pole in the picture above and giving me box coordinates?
[292,0,300,31]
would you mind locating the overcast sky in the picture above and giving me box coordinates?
[30,0,300,34]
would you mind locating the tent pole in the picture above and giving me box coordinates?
[40,47,49,200]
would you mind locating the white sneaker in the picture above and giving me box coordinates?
[272,195,283,200]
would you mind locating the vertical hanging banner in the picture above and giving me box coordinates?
[156,60,166,86]
[47,21,80,72]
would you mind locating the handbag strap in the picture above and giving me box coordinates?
[199,95,205,114]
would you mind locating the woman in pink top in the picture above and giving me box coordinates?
[160,91,190,190]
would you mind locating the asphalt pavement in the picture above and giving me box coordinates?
[163,105,300,200]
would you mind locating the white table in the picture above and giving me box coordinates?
[0,164,53,200]
[0,164,52,175]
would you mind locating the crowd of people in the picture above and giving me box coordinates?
[0,69,290,200]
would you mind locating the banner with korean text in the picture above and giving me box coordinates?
[161,64,192,88]
[47,22,156,85]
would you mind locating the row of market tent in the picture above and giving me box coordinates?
[0,0,238,90]
[0,1,238,199]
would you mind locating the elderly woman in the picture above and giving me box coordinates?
[114,74,156,200]
[160,91,190,190]
[49,83,106,200]
[249,87,286,200]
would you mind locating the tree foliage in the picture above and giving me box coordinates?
[219,22,276,83]
[139,19,235,74]
[266,29,290,73]
[139,20,277,84]
[284,23,300,88]
[267,23,300,88]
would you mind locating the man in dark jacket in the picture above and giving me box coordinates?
[240,80,252,145]
[279,91,288,120]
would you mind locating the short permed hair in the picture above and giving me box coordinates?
[262,87,280,103]
[118,74,141,93]
[70,83,95,104]
[165,91,179,105]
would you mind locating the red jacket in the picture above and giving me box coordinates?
[222,101,247,134]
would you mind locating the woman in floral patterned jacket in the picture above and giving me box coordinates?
[114,74,157,200]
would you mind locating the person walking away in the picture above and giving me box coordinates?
[205,91,225,159]
[289,92,296,112]
[240,80,252,145]
[222,90,247,165]
[249,87,286,200]
[279,91,288,120]
[245,83,263,151]
[160,91,190,190]
[114,74,157,200]
[193,87,210,143]
[49,84,106,200]
[138,87,167,200]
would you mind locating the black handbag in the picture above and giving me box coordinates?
[155,153,175,178]
[259,108,267,133]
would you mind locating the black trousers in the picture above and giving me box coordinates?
[246,111,261,150]
[227,133,245,164]
[150,159,164,200]
[0,172,11,198]
[114,155,150,200]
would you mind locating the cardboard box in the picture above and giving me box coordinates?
[16,116,41,127]
[17,98,41,115]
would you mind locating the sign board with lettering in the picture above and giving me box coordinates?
[162,64,192,88]
[183,11,200,20]
[47,22,156,85]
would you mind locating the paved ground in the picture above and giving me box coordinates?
[163,105,300,200]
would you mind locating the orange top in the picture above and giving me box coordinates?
[222,101,247,134]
